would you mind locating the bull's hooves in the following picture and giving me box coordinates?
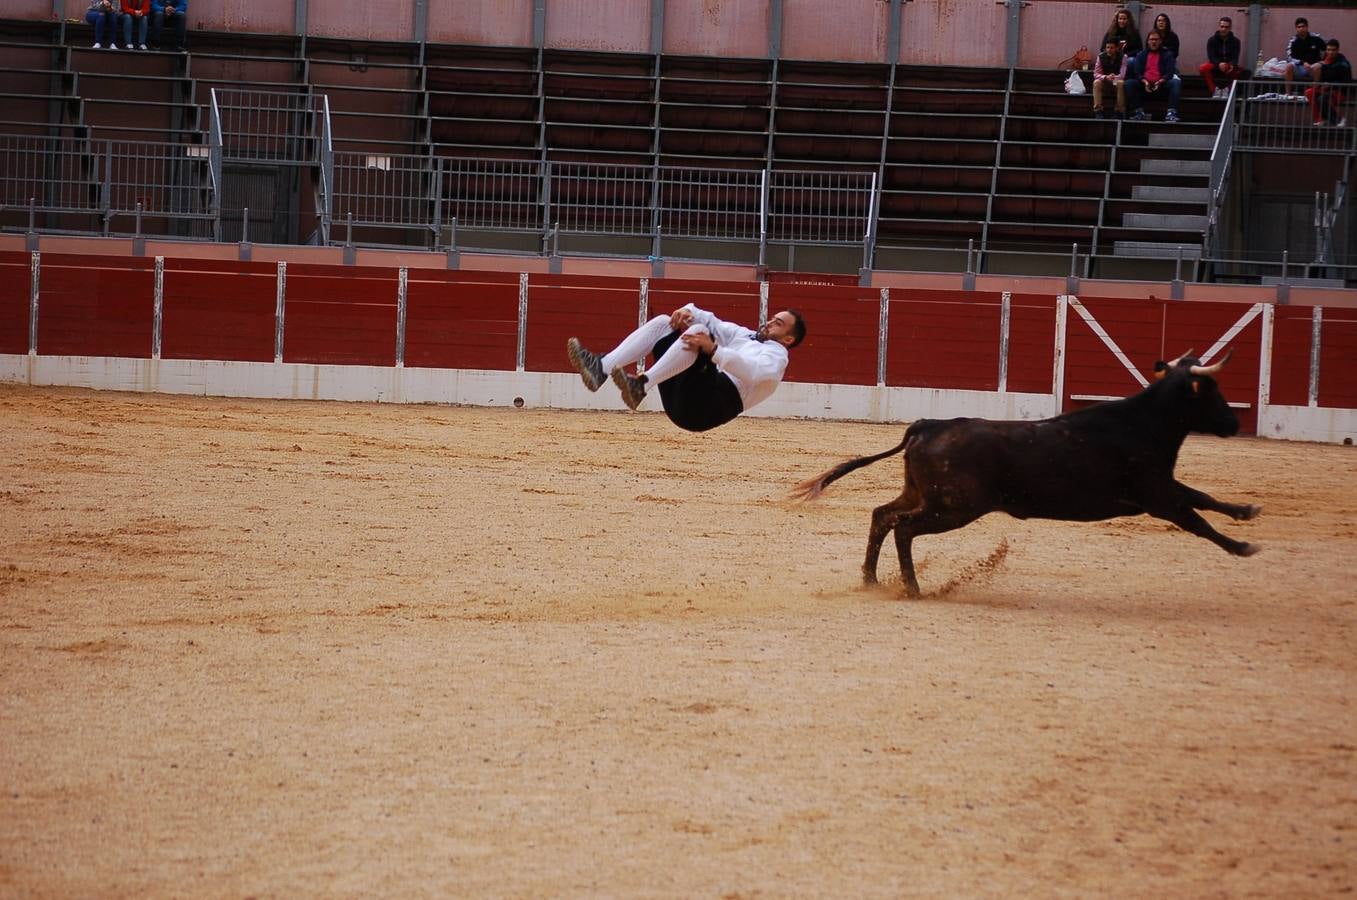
[1239,542,1262,557]
[1244,505,1263,520]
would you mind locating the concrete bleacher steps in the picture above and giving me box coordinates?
[1104,125,1217,263]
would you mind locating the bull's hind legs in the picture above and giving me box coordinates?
[892,526,921,597]
[863,496,915,586]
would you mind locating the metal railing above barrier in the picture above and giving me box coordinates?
[0,133,216,240]
[1233,79,1357,154]
[325,156,874,257]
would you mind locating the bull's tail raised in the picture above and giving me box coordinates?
[790,431,915,502]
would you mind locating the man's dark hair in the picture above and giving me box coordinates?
[787,309,807,348]
[1327,39,1340,50]
[1295,17,1308,27]
[1219,17,1231,27]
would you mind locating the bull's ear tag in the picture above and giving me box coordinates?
[1192,380,1201,393]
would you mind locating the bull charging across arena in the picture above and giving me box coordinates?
[792,351,1262,596]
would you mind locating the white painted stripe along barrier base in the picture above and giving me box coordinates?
[4,354,1352,442]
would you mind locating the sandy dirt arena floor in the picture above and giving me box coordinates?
[0,383,1354,897]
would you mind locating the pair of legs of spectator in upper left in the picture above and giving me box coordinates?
[1092,79,1126,118]
[85,8,116,47]
[1127,75,1182,122]
[152,10,187,51]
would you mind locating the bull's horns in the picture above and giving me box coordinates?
[1189,348,1233,377]
[1165,348,1195,368]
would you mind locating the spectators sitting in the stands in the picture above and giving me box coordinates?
[85,0,118,49]
[119,0,150,51]
[1200,16,1242,99]
[1101,8,1142,59]
[1305,39,1352,127]
[1092,38,1128,120]
[151,0,188,52]
[1285,17,1327,84]
[1151,13,1180,58]
[1127,30,1181,123]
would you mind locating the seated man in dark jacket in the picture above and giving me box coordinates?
[1127,30,1181,122]
[1199,16,1242,99]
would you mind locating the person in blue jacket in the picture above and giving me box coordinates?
[1127,30,1181,123]
[151,0,188,52]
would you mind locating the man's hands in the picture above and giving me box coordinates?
[670,307,715,354]
[681,331,716,354]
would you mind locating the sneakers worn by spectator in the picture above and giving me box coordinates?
[109,43,119,50]
[1314,119,1327,127]
[1130,109,1148,121]
[1165,109,1180,123]
[566,337,606,392]
[139,43,148,50]
[611,369,648,411]
[1338,117,1348,128]
[92,42,101,48]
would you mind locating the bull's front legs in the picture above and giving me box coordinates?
[1177,481,1262,521]
[1157,506,1261,556]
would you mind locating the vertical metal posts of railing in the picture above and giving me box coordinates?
[650,162,663,260]
[429,155,443,250]
[319,95,334,244]
[100,142,112,236]
[758,168,769,267]
[540,160,553,254]
[209,90,224,242]
[861,171,879,276]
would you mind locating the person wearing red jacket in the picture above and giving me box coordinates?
[119,0,150,50]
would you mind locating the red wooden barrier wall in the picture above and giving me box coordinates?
[525,274,641,374]
[0,251,29,355]
[1007,294,1057,394]
[6,252,1354,438]
[770,284,878,386]
[1270,307,1313,407]
[885,290,1003,390]
[282,263,398,367]
[1067,297,1264,433]
[648,278,761,337]
[37,254,156,358]
[405,269,520,370]
[1319,308,1357,409]
[162,259,278,362]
